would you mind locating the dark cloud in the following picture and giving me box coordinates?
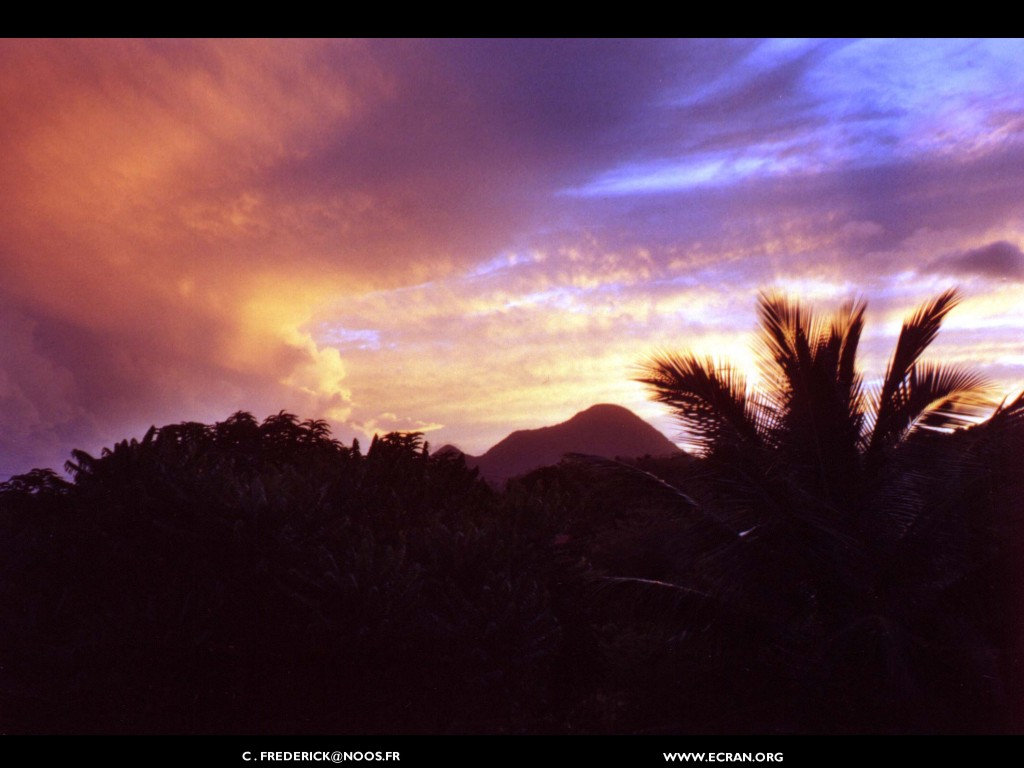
[0,295,347,475]
[437,39,731,162]
[263,39,745,278]
[929,240,1024,280]
[658,40,845,154]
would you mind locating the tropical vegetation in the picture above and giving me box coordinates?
[0,290,1021,734]
[621,289,1024,731]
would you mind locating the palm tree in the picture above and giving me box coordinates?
[619,288,1019,732]
[640,288,990,503]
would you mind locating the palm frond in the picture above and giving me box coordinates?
[565,453,768,546]
[754,293,868,501]
[871,288,961,451]
[980,388,1024,431]
[598,575,710,599]
[906,364,994,433]
[755,291,804,402]
[635,352,767,456]
[64,449,99,480]
[833,298,868,427]
[564,453,698,509]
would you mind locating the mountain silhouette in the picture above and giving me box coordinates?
[449,403,680,484]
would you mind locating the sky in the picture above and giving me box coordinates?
[2,38,1024,477]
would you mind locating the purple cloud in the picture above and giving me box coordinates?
[929,240,1024,280]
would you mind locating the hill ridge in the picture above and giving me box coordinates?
[457,403,680,484]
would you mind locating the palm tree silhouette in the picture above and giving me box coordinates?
[639,288,991,509]
[624,288,1017,731]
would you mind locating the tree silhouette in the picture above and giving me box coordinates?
[639,289,990,506]
[0,411,591,734]
[621,288,1021,732]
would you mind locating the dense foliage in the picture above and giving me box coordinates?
[624,290,1024,732]
[0,413,597,733]
[1,292,1022,734]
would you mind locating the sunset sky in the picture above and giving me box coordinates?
[2,38,1024,477]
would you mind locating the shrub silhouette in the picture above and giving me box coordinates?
[0,413,590,733]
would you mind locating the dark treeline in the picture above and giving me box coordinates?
[0,411,619,734]
[2,292,1024,735]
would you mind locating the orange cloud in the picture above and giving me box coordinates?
[3,39,1024,476]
